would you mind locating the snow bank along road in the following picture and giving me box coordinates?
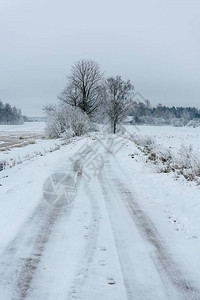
[0,134,199,300]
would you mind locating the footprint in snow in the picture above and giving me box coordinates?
[107,278,116,285]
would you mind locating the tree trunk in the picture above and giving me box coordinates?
[113,121,117,134]
[82,89,87,112]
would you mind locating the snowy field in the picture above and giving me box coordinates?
[126,125,200,153]
[0,122,64,170]
[123,125,200,183]
[0,122,46,133]
[0,123,200,299]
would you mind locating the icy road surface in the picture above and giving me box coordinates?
[0,135,199,300]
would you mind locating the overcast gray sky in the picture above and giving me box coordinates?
[0,0,199,116]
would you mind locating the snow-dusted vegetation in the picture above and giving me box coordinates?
[124,125,200,183]
[44,59,200,141]
[0,100,24,125]
[44,104,92,138]
[129,103,200,127]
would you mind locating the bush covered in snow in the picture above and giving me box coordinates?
[171,118,186,127]
[187,119,200,128]
[44,104,93,138]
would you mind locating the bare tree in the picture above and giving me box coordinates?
[58,59,104,117]
[104,76,134,133]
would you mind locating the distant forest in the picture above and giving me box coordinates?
[129,100,200,127]
[1,95,200,127]
[0,100,23,125]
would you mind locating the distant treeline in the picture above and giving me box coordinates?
[0,100,23,125]
[129,101,200,127]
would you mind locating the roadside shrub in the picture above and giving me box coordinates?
[44,104,93,138]
[133,134,200,184]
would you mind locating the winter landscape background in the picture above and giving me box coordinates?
[1,0,200,299]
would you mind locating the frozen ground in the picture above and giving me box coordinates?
[121,125,200,237]
[0,122,46,133]
[0,122,64,170]
[126,124,200,153]
[0,123,200,299]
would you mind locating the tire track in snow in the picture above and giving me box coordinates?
[98,171,136,300]
[67,182,100,299]
[15,203,67,300]
[0,161,82,300]
[98,153,200,300]
[0,202,65,299]
[113,177,200,300]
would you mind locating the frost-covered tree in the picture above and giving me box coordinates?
[128,100,200,126]
[3,103,12,123]
[104,76,134,133]
[58,59,104,118]
[0,100,23,125]
[44,103,92,138]
[0,100,3,122]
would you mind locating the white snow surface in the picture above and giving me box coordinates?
[122,125,200,238]
[128,124,200,153]
[0,122,64,169]
[0,123,200,299]
[0,122,46,132]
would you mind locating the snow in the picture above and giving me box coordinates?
[126,124,200,153]
[120,125,200,239]
[0,122,46,132]
[0,123,200,299]
[0,122,64,169]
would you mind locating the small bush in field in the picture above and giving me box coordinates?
[44,104,93,139]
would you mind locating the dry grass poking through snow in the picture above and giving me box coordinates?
[0,124,64,172]
[131,134,200,185]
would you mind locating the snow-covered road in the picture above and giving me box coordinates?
[0,135,200,299]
